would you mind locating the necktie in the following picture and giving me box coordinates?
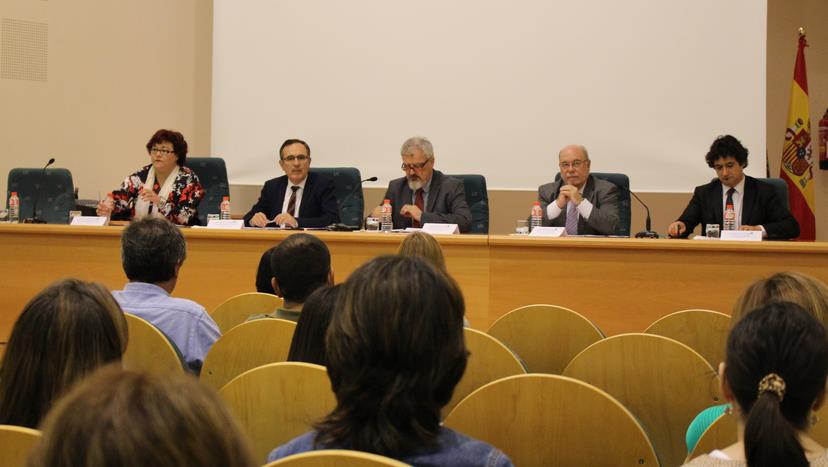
[565,201,579,235]
[412,188,425,228]
[286,186,300,216]
[725,187,735,208]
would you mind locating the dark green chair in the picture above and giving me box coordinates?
[7,168,75,224]
[446,174,489,234]
[310,167,364,227]
[760,177,789,209]
[187,157,230,225]
[554,172,631,237]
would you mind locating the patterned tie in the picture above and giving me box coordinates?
[286,186,300,216]
[565,201,579,235]
[412,188,425,228]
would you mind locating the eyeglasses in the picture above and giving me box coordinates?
[282,155,310,163]
[559,160,587,170]
[150,147,175,156]
[401,159,432,171]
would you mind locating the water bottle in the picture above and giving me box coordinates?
[530,201,543,232]
[380,199,393,232]
[220,196,231,220]
[723,204,736,231]
[9,192,20,223]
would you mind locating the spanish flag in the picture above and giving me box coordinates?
[780,31,816,241]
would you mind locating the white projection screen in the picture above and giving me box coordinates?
[212,0,767,192]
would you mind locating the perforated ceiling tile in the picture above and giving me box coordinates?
[1,18,48,82]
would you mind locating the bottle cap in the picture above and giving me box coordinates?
[383,199,391,204]
[533,201,540,206]
[726,204,734,209]
[11,192,17,196]
[107,192,114,197]
[222,196,229,201]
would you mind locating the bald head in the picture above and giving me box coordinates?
[558,144,591,188]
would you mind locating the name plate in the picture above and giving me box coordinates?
[720,230,762,242]
[421,223,459,235]
[206,219,244,230]
[529,226,565,237]
[70,216,109,226]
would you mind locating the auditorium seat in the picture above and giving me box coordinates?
[210,292,283,334]
[264,450,409,467]
[761,177,790,208]
[310,167,364,227]
[487,304,604,374]
[122,313,185,374]
[7,168,75,224]
[0,424,41,467]
[443,374,658,466]
[186,157,230,225]
[644,309,731,369]
[555,172,631,236]
[445,174,489,234]
[201,318,296,390]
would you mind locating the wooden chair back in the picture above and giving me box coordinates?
[219,362,335,462]
[211,292,283,334]
[265,450,409,467]
[487,304,604,373]
[443,374,658,466]
[201,318,297,390]
[0,424,41,467]
[645,309,731,368]
[686,412,736,462]
[443,328,526,418]
[123,313,184,373]
[563,333,719,467]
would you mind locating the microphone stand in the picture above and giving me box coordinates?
[335,176,377,228]
[624,188,659,238]
[23,158,55,224]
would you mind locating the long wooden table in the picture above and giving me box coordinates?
[1,223,826,343]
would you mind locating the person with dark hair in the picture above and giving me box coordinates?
[28,367,257,467]
[97,129,204,225]
[684,302,828,466]
[255,246,277,294]
[248,233,333,322]
[112,217,220,373]
[0,278,127,429]
[287,284,341,366]
[243,138,339,228]
[268,256,512,466]
[668,134,799,239]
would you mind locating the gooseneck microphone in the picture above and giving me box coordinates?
[332,176,378,229]
[23,157,55,224]
[616,183,659,238]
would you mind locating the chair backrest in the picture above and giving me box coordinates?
[562,333,719,467]
[443,374,658,466]
[210,292,284,334]
[644,309,731,369]
[265,450,409,467]
[761,177,790,209]
[0,425,42,467]
[122,313,185,374]
[201,318,297,390]
[7,168,75,224]
[487,304,604,374]
[555,171,631,236]
[186,157,230,225]
[442,328,526,418]
[310,167,363,227]
[445,174,489,233]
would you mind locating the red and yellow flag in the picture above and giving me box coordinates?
[780,32,816,240]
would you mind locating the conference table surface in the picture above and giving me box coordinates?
[1,223,826,344]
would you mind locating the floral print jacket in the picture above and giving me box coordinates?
[111,164,204,225]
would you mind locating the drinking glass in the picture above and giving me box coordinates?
[705,223,720,239]
[515,219,529,235]
[365,217,380,231]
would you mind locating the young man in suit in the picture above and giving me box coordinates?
[243,139,340,228]
[668,134,799,239]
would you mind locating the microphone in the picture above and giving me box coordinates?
[329,176,377,229]
[23,158,55,224]
[616,183,659,238]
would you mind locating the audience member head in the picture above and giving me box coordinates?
[397,231,447,273]
[0,279,127,428]
[255,246,277,294]
[722,302,828,467]
[28,367,256,467]
[315,255,467,456]
[732,271,828,327]
[145,129,188,167]
[287,284,341,366]
[121,217,186,286]
[270,233,332,305]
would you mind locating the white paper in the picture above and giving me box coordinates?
[529,226,566,237]
[720,230,762,242]
[421,223,459,235]
[70,216,108,226]
[206,219,244,230]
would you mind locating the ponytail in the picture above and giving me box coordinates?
[744,392,807,467]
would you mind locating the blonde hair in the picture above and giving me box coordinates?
[28,367,256,467]
[732,271,828,328]
[397,232,446,273]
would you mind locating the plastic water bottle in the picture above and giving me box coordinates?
[220,196,231,220]
[8,192,20,223]
[380,199,393,232]
[723,204,736,231]
[530,201,543,232]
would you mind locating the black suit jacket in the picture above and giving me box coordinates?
[243,172,340,228]
[676,176,799,240]
[381,170,472,233]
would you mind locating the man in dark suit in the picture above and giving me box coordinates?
[371,136,471,232]
[243,139,340,228]
[537,144,620,235]
[668,134,799,240]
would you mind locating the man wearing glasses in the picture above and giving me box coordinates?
[243,139,339,228]
[537,144,619,235]
[371,136,471,232]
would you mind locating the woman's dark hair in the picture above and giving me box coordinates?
[255,247,277,294]
[725,301,828,467]
[0,279,128,428]
[287,285,341,366]
[314,255,468,457]
[705,134,748,168]
[145,129,188,166]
